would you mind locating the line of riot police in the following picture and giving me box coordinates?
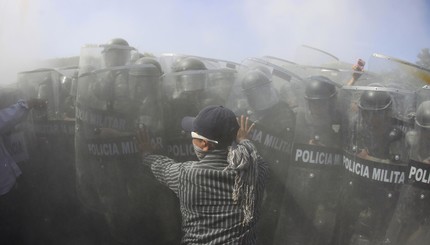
[6,38,430,245]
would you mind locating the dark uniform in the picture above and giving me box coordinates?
[334,87,408,245]
[230,69,295,245]
[382,97,430,245]
[75,39,181,244]
[282,76,343,245]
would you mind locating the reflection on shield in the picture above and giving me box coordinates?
[226,58,299,245]
[14,67,79,242]
[281,75,344,245]
[383,88,430,245]
[161,61,236,162]
[75,46,181,244]
[334,85,411,245]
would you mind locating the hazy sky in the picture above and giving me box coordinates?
[1,0,430,83]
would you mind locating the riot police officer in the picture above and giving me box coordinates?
[239,69,296,245]
[164,57,207,138]
[381,99,430,245]
[355,90,403,161]
[102,38,133,68]
[296,76,341,147]
[334,87,408,245]
[129,58,164,147]
[91,38,134,114]
[281,76,343,245]
[162,57,229,161]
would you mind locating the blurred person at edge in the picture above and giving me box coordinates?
[137,106,269,245]
[0,98,47,196]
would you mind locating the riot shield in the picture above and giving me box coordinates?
[382,87,430,245]
[75,46,181,244]
[294,45,352,69]
[226,61,299,245]
[15,68,78,242]
[17,68,62,120]
[334,85,411,245]
[161,64,236,161]
[0,85,29,165]
[367,53,430,90]
[158,53,239,73]
[279,75,344,245]
[58,66,79,119]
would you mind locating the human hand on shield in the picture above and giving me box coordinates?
[236,115,255,143]
[357,148,370,159]
[136,125,154,156]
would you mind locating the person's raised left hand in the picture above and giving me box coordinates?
[136,125,154,156]
[236,115,255,142]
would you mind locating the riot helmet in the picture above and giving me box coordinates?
[241,70,279,111]
[305,76,337,100]
[102,38,133,68]
[173,57,207,93]
[415,101,430,129]
[304,76,337,117]
[135,57,163,75]
[358,90,392,129]
[129,62,162,100]
[173,57,207,72]
[358,90,392,111]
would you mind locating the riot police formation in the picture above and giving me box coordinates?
[75,38,181,244]
[5,38,430,245]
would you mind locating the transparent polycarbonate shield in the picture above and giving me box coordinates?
[161,67,235,161]
[158,53,240,73]
[333,85,410,245]
[412,87,430,164]
[226,61,298,245]
[268,54,372,87]
[383,87,430,245]
[294,45,343,67]
[75,63,181,244]
[17,68,62,120]
[276,73,344,245]
[237,57,306,112]
[78,44,104,74]
[368,53,430,90]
